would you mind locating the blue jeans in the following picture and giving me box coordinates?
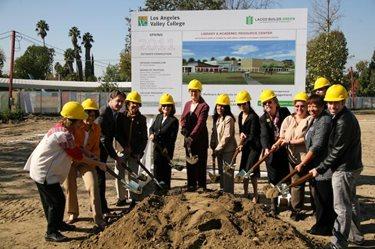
[331,169,364,248]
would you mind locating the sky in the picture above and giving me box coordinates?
[183,40,295,61]
[0,0,374,77]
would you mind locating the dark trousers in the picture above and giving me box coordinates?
[187,148,207,189]
[313,179,336,233]
[35,181,65,234]
[98,149,109,213]
[154,154,171,189]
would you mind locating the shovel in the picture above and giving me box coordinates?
[266,172,314,199]
[117,152,148,181]
[184,136,199,164]
[208,153,219,183]
[105,166,142,194]
[223,146,242,173]
[131,155,165,190]
[153,141,184,171]
[264,169,298,198]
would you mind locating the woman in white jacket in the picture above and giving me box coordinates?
[24,101,106,242]
[212,94,237,194]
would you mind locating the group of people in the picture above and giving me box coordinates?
[25,77,364,248]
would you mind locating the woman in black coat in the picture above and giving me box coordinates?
[149,93,179,189]
[259,89,290,215]
[235,90,262,203]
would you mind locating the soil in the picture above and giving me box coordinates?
[0,113,374,249]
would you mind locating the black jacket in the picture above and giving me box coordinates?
[120,111,148,157]
[97,106,127,159]
[316,107,363,174]
[259,107,291,149]
[238,109,261,150]
[149,114,179,159]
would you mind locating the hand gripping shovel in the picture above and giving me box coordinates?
[184,136,199,164]
[208,153,219,183]
[266,172,314,199]
[117,152,148,181]
[153,141,184,171]
[264,168,299,198]
[105,166,142,194]
[223,146,241,173]
[131,155,165,190]
[235,145,279,182]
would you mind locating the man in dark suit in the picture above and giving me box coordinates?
[97,90,127,212]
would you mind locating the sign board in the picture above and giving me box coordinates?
[131,9,307,114]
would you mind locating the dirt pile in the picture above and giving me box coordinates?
[80,190,320,249]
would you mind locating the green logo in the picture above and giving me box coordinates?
[246,16,254,25]
[138,16,148,26]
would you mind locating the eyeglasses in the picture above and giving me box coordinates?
[237,103,246,107]
[161,104,172,108]
[263,100,273,106]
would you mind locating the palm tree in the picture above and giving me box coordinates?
[64,48,75,74]
[35,20,49,46]
[68,26,83,80]
[82,32,94,79]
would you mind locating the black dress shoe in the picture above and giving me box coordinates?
[45,231,68,242]
[308,226,332,236]
[59,222,76,231]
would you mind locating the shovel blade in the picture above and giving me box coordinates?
[186,155,198,164]
[126,180,143,195]
[170,162,184,171]
[208,172,219,183]
[223,162,235,173]
[235,169,247,182]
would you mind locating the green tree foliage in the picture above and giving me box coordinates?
[69,26,83,81]
[103,64,121,82]
[144,0,224,11]
[82,32,94,80]
[368,50,375,94]
[14,45,54,79]
[306,31,348,91]
[0,48,5,76]
[35,20,49,46]
[119,51,131,81]
[64,48,75,74]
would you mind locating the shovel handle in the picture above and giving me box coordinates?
[246,146,279,175]
[290,172,314,188]
[276,168,298,186]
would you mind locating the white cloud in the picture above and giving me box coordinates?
[259,50,295,59]
[183,49,195,57]
[231,45,258,55]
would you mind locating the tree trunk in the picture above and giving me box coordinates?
[84,47,91,80]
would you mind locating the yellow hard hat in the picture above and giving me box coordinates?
[324,84,348,102]
[259,89,277,103]
[159,93,175,105]
[293,92,308,102]
[60,101,88,120]
[313,77,330,91]
[216,94,230,106]
[126,90,142,104]
[81,98,99,110]
[188,79,202,91]
[235,90,251,104]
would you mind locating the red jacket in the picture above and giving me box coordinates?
[180,97,209,149]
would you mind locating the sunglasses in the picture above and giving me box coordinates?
[237,103,247,107]
[161,104,172,108]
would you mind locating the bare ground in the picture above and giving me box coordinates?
[0,113,374,249]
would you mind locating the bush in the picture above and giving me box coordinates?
[0,109,25,123]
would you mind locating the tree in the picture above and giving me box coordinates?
[0,48,5,76]
[353,60,371,96]
[144,0,224,11]
[64,48,75,74]
[82,32,94,80]
[310,0,342,33]
[54,62,64,80]
[103,64,121,83]
[224,56,231,61]
[211,57,216,61]
[69,26,83,81]
[306,30,348,91]
[365,50,375,96]
[119,51,131,81]
[224,0,276,9]
[14,45,54,79]
[35,20,49,46]
[188,58,195,63]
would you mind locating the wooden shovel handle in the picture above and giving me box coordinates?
[290,172,314,188]
[276,169,298,186]
[248,145,279,173]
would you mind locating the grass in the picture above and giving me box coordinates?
[183,71,295,85]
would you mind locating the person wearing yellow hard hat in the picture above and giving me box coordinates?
[97,90,127,211]
[211,94,237,194]
[258,89,290,216]
[271,92,313,221]
[235,90,262,203]
[64,98,106,230]
[180,79,210,191]
[313,77,330,97]
[293,93,335,236]
[119,90,148,203]
[149,93,179,189]
[24,101,107,242]
[309,84,364,248]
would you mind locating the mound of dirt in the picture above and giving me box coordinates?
[80,191,320,249]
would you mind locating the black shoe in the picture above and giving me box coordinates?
[45,231,68,242]
[116,199,128,207]
[187,186,196,192]
[323,243,338,249]
[59,222,76,231]
[290,211,302,221]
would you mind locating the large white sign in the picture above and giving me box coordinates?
[131,9,307,115]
